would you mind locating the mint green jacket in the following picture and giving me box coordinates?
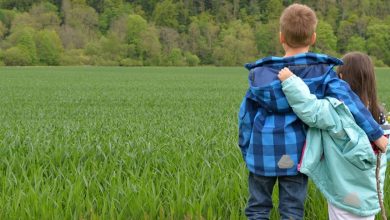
[281,75,387,216]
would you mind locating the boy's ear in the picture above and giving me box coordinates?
[311,32,317,45]
[279,32,285,44]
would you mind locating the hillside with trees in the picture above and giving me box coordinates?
[0,0,389,66]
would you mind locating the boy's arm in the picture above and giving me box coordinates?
[324,72,384,141]
[238,91,256,159]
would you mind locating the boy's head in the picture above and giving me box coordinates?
[279,4,317,48]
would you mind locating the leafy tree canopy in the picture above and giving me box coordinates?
[0,0,390,66]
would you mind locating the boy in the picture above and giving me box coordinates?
[238,3,388,220]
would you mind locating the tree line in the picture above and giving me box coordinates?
[0,0,390,66]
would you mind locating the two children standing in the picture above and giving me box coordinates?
[238,3,388,220]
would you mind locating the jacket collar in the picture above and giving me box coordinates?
[245,52,343,70]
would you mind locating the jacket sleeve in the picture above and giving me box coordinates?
[324,72,383,141]
[281,75,338,130]
[282,76,377,169]
[238,91,256,159]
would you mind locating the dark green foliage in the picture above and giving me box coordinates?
[0,20,5,38]
[312,20,337,56]
[0,0,38,11]
[1,0,390,66]
[98,0,133,33]
[255,19,283,57]
[152,0,179,29]
[346,35,366,52]
[213,20,257,66]
[0,9,16,29]
[366,21,390,65]
[187,12,219,64]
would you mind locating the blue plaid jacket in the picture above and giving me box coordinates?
[238,53,384,176]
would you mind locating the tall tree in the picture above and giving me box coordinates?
[152,0,179,29]
[312,20,337,56]
[35,30,63,65]
[98,0,132,33]
[0,21,6,39]
[214,1,234,23]
[4,27,37,65]
[213,20,257,66]
[126,14,147,45]
[346,35,366,52]
[266,0,283,21]
[60,0,99,48]
[255,19,283,57]
[366,21,390,65]
[187,13,219,64]
[139,25,161,65]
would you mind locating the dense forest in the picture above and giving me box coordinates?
[0,0,390,66]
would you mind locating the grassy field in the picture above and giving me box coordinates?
[0,66,389,219]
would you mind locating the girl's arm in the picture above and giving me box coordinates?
[279,68,388,153]
[278,68,338,130]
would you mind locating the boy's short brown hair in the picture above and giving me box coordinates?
[280,3,317,48]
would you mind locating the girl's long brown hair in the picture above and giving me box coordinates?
[336,52,382,123]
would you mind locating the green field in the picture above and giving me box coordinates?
[0,67,389,219]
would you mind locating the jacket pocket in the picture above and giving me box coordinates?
[341,127,376,170]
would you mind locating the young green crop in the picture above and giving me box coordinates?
[0,67,389,219]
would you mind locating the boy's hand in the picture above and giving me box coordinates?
[278,67,294,82]
[374,135,388,153]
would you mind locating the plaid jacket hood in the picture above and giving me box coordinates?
[245,53,343,113]
[238,53,383,176]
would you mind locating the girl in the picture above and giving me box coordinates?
[332,52,388,219]
[278,52,388,219]
[337,52,387,127]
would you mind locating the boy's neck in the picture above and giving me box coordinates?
[283,45,310,57]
